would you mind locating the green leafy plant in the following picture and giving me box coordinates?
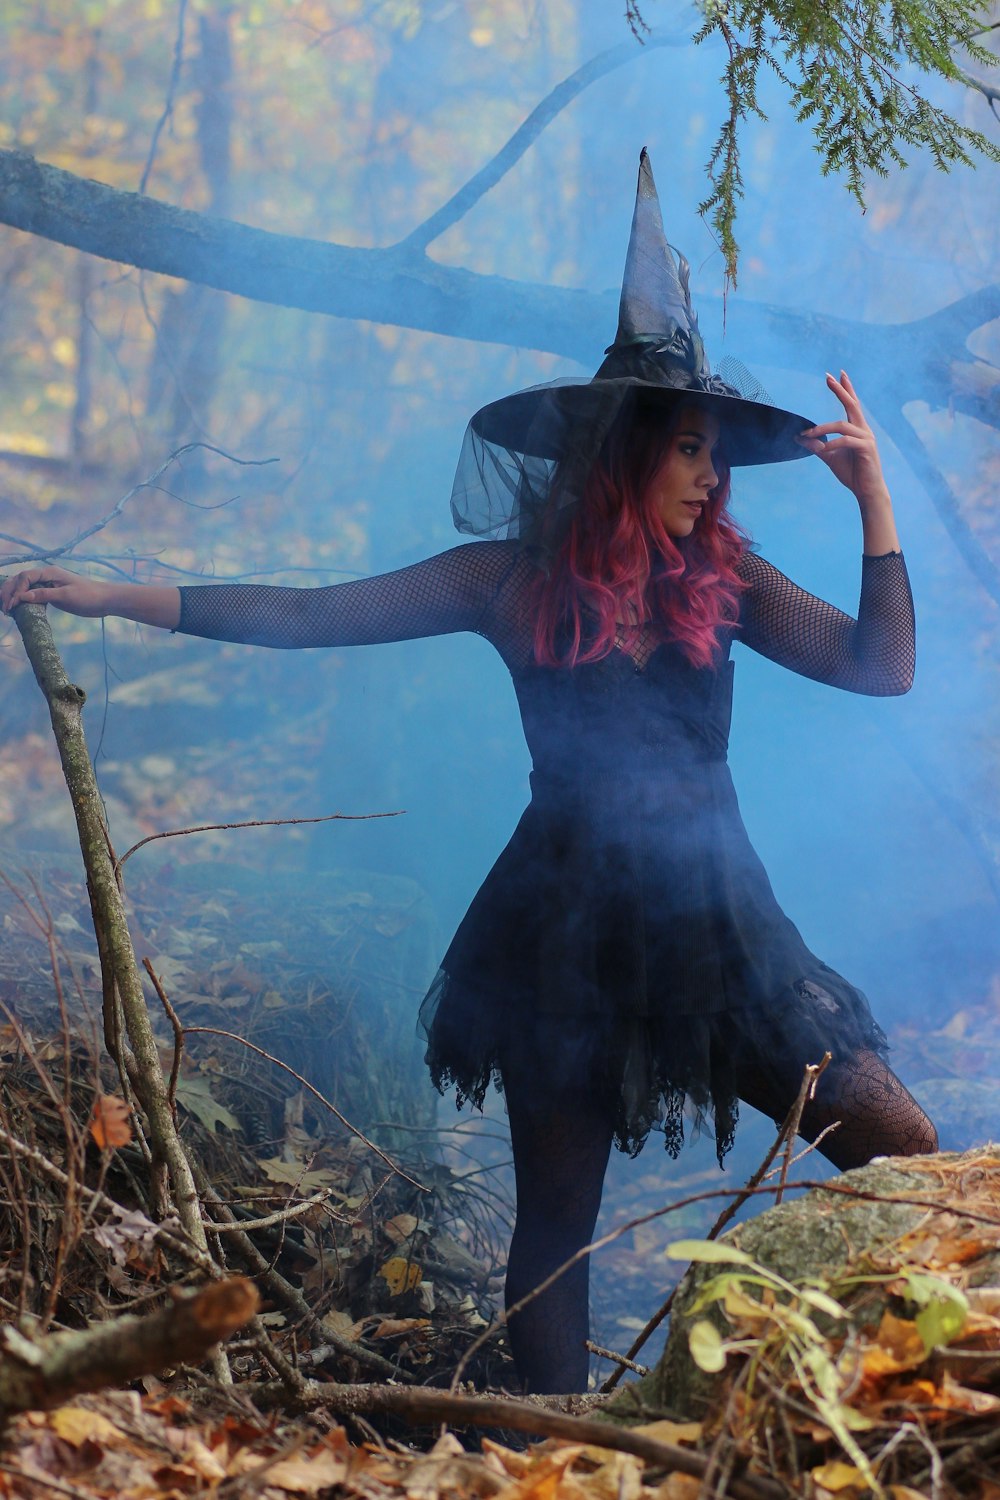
[666,1237,972,1497]
[632,2,1000,281]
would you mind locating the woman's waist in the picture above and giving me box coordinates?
[527,754,732,811]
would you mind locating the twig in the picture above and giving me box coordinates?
[191,1169,406,1384]
[770,1119,841,1172]
[245,1315,306,1396]
[0,1463,94,1500]
[202,1188,346,1233]
[115,808,404,875]
[247,1382,786,1500]
[913,1421,1000,1488]
[600,1055,831,1393]
[0,1277,257,1417]
[584,1342,649,1377]
[775,1054,830,1206]
[182,1025,426,1193]
[0,1126,217,1276]
[143,957,183,1117]
[138,0,189,195]
[0,443,277,570]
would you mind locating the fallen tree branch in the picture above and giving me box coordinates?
[0,1278,257,1418]
[247,1381,785,1500]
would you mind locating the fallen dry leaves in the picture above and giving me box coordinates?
[0,1397,711,1500]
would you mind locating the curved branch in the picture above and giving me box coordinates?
[400,28,689,252]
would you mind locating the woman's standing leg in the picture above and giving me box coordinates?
[502,1068,616,1393]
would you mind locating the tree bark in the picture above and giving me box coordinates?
[0,1279,257,1418]
[1,147,995,422]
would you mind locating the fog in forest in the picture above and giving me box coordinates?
[0,0,997,1361]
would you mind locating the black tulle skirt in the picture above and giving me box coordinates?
[418,760,888,1164]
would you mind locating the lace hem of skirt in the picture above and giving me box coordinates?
[419,966,888,1167]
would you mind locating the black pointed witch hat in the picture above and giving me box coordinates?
[451,152,817,541]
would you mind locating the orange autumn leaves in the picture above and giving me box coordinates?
[88,1094,132,1150]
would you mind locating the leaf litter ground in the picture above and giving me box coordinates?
[0,859,998,1495]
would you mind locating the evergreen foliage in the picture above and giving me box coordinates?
[632,1,999,280]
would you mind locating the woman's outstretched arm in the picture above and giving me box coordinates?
[1,570,181,628]
[1,543,521,650]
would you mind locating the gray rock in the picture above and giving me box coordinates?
[606,1148,1000,1422]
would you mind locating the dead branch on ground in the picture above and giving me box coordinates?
[0,1277,257,1419]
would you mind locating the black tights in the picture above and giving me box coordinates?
[502,1051,937,1395]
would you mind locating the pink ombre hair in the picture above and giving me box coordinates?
[532,401,748,671]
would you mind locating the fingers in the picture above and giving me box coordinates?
[1,569,63,613]
[826,369,865,423]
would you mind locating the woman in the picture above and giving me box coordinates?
[1,154,937,1395]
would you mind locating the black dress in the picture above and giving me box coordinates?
[177,542,915,1163]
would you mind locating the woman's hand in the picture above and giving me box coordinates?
[1,565,114,618]
[1,567,182,629]
[796,370,900,555]
[796,371,890,512]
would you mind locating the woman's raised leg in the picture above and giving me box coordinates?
[737,1048,938,1171]
[502,1069,616,1393]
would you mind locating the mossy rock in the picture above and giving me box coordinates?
[605,1148,1000,1423]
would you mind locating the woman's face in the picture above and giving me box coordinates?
[644,407,721,537]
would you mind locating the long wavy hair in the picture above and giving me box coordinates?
[532,399,748,671]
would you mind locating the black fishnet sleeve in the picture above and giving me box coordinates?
[736,551,915,695]
[175,542,521,651]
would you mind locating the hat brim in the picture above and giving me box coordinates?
[470,378,817,468]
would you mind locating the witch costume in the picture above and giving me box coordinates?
[174,153,916,1165]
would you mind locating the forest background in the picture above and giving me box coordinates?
[0,0,998,1366]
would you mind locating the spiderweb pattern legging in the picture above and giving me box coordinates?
[502,1051,938,1395]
